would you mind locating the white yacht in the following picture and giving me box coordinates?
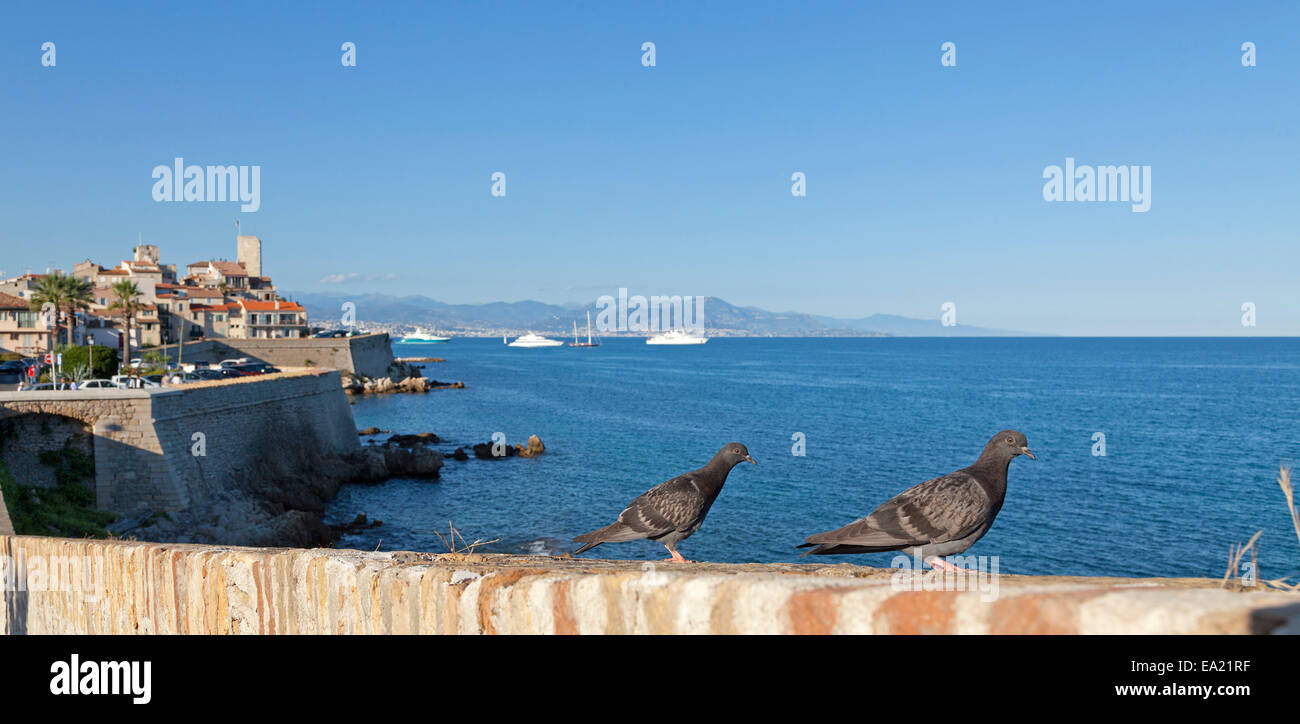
[398,329,450,343]
[508,332,564,348]
[646,329,708,345]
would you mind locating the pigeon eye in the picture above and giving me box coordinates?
[1005,437,1013,443]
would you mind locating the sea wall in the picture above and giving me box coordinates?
[0,372,362,545]
[154,333,395,378]
[2,536,1296,635]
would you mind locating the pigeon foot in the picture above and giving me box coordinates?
[927,557,963,572]
[663,549,690,563]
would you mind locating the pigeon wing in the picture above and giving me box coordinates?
[805,471,991,549]
[617,473,709,538]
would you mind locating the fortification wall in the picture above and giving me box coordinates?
[0,414,94,489]
[1,537,1296,635]
[0,371,360,518]
[146,371,360,512]
[154,334,395,378]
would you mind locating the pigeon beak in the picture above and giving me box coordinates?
[745,455,757,465]
[1021,447,1036,460]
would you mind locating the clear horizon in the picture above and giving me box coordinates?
[2,1,1297,335]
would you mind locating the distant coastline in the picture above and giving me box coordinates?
[290,291,1040,338]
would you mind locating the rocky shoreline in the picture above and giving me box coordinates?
[341,360,464,395]
[110,432,449,549]
[113,428,548,549]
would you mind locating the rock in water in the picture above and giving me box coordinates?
[798,430,1035,570]
[572,443,757,562]
[516,434,545,457]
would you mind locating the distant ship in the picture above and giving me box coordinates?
[398,329,450,343]
[570,311,600,348]
[508,332,564,348]
[646,329,708,345]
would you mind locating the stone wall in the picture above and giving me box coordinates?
[153,333,395,378]
[0,371,360,519]
[0,414,94,489]
[0,391,177,512]
[1,536,1296,635]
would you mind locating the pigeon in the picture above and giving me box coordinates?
[798,430,1034,570]
[573,443,757,562]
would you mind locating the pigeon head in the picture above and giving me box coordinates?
[714,443,757,468]
[982,430,1035,461]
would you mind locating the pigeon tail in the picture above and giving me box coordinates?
[573,540,601,555]
[572,521,643,555]
[797,542,903,557]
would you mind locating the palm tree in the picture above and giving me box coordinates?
[109,279,144,367]
[28,272,94,349]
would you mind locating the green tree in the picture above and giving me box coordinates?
[108,279,144,366]
[28,272,93,348]
[59,344,119,379]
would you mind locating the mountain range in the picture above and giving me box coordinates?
[284,292,1039,337]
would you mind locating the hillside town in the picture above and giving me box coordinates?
[0,235,308,358]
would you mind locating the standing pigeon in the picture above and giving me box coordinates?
[573,443,756,562]
[798,430,1034,570]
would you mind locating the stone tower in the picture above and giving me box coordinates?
[133,244,160,265]
[237,235,262,278]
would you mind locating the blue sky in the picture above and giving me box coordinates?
[1,1,1297,335]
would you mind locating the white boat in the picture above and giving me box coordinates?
[508,332,564,348]
[646,329,708,345]
[398,329,450,343]
[570,311,600,347]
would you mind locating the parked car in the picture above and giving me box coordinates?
[110,375,160,389]
[78,379,119,389]
[0,360,23,384]
[228,362,280,375]
[204,367,245,379]
[217,358,250,368]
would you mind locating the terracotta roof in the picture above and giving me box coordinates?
[0,292,29,309]
[180,287,225,298]
[239,300,304,312]
[210,261,248,277]
[98,269,129,276]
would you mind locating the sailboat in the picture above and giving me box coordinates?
[570,310,600,347]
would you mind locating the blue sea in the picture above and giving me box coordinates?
[324,337,1300,579]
